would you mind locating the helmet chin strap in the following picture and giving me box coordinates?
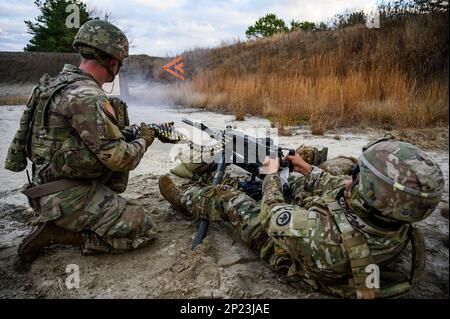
[98,56,121,95]
[94,52,119,83]
[104,79,115,95]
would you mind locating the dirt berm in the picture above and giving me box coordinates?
[0,52,163,97]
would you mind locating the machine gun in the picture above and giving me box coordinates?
[181,119,295,250]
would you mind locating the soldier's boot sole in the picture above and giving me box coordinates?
[158,175,190,217]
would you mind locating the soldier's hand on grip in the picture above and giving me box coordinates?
[285,153,312,175]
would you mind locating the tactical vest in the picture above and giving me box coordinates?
[5,71,108,183]
[319,198,425,299]
[103,97,131,193]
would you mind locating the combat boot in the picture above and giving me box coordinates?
[18,222,82,263]
[159,175,190,217]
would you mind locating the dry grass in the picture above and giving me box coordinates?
[393,126,449,151]
[170,8,448,133]
[0,96,28,105]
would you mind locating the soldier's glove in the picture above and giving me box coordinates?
[138,123,156,149]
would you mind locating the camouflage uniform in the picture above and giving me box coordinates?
[5,19,157,254]
[177,140,444,298]
[6,64,156,254]
[43,65,156,252]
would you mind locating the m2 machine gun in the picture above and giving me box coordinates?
[181,119,295,250]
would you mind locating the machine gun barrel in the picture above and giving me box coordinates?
[182,118,223,140]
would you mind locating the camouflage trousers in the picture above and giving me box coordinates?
[38,181,157,254]
[180,180,341,291]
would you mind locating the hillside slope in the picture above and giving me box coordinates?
[166,9,449,130]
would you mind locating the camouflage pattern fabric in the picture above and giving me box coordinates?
[296,145,328,166]
[180,166,412,297]
[73,20,129,62]
[30,64,148,185]
[43,182,157,254]
[10,64,155,253]
[4,79,43,172]
[357,140,445,223]
[105,97,132,193]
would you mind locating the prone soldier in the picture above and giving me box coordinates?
[159,138,445,298]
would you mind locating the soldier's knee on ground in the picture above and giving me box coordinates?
[82,204,157,254]
[81,231,111,255]
[186,183,267,248]
[105,204,157,250]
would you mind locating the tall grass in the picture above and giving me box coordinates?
[165,3,448,130]
[0,96,29,105]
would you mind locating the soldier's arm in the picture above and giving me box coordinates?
[59,91,148,172]
[285,153,348,195]
[260,173,286,225]
[260,172,347,274]
[120,125,139,142]
[299,166,348,194]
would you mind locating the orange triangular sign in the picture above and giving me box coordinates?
[163,56,185,80]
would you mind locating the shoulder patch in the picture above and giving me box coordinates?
[101,100,117,120]
[276,211,291,226]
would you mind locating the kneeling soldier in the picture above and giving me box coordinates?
[5,20,158,262]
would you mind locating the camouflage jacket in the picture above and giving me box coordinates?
[29,64,147,184]
[260,166,411,294]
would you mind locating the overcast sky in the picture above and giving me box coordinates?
[0,0,378,57]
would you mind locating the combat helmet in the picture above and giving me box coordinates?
[355,138,445,223]
[73,19,129,63]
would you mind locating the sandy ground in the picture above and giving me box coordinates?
[0,102,448,299]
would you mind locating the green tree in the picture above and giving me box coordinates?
[245,13,289,39]
[289,20,316,32]
[24,0,93,52]
[316,22,330,31]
